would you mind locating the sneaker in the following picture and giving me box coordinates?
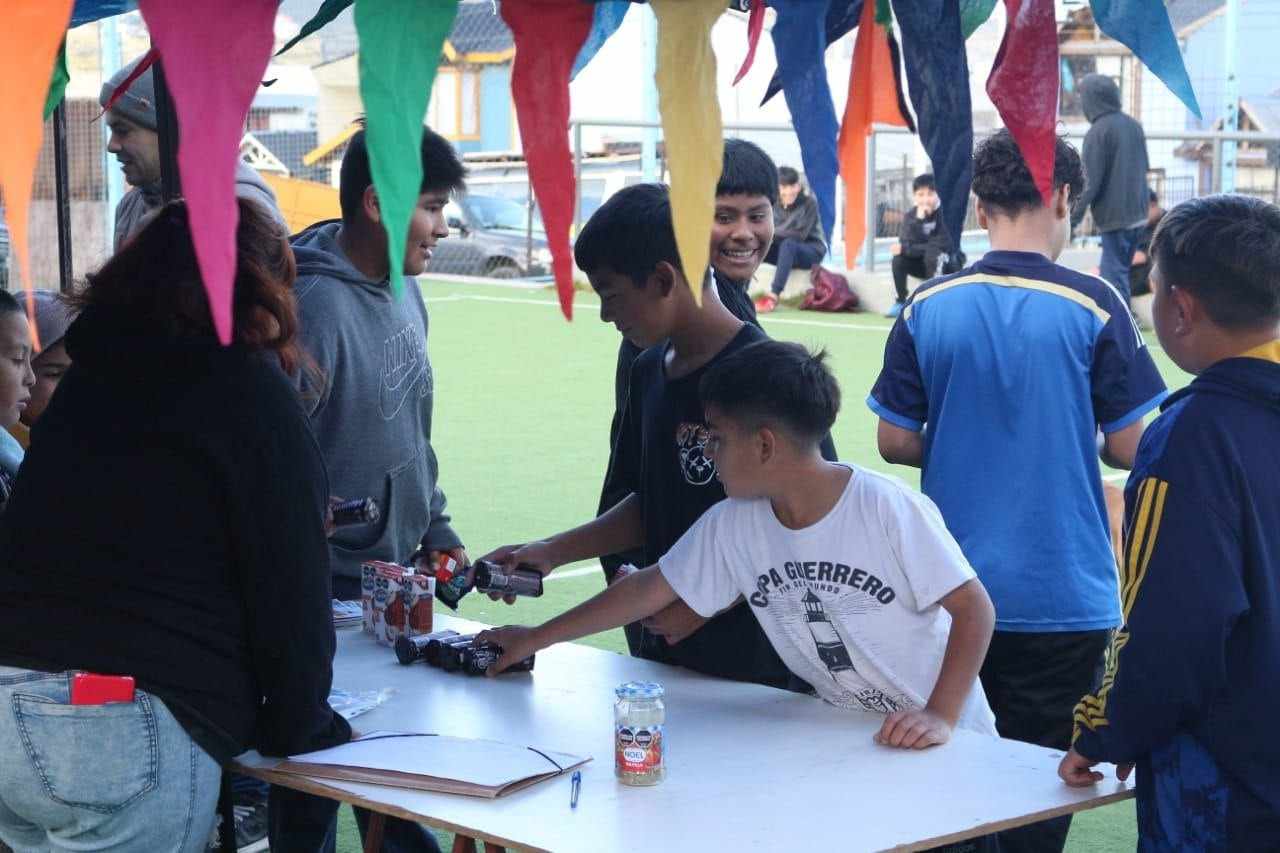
[208,800,269,852]
[884,301,904,319]
[754,293,778,313]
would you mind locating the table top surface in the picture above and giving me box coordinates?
[238,615,1132,852]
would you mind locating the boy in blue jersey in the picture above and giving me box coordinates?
[1061,195,1280,848]
[868,130,1167,853]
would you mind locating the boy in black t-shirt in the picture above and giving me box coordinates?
[483,183,801,690]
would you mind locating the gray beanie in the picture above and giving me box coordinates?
[28,290,76,355]
[99,54,157,131]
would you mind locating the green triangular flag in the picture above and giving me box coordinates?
[277,0,354,57]
[43,38,70,119]
[875,0,893,28]
[960,0,998,39]
[355,0,458,295]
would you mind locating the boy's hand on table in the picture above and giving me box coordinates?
[324,496,345,538]
[1058,747,1133,787]
[476,625,541,675]
[641,600,707,645]
[890,243,902,256]
[874,708,952,750]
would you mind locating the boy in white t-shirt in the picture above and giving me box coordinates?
[482,340,998,747]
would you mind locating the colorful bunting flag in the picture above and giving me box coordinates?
[572,0,630,81]
[71,0,135,27]
[138,0,276,345]
[1090,0,1200,117]
[769,0,843,245]
[839,0,912,265]
[986,0,1059,205]
[651,0,725,304]
[501,0,595,320]
[276,0,354,58]
[890,0,972,255]
[0,0,74,327]
[961,0,999,38]
[43,39,70,120]
[732,0,768,86]
[354,0,458,298]
[761,0,862,105]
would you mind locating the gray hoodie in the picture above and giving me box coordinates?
[113,162,285,251]
[291,221,461,580]
[1071,74,1150,233]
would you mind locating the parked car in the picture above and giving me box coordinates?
[426,194,552,279]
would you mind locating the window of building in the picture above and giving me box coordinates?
[428,67,481,141]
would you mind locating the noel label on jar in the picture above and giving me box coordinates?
[614,681,666,785]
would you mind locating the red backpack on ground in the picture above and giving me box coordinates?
[801,265,859,312]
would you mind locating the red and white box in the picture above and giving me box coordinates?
[361,561,435,647]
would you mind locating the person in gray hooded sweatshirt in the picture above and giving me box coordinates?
[1070,73,1150,307]
[99,54,285,250]
[276,124,466,853]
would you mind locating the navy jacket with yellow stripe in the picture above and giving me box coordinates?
[1073,341,1280,849]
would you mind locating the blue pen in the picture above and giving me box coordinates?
[569,770,582,809]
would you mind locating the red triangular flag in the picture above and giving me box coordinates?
[500,0,595,321]
[986,0,1059,204]
[733,0,768,86]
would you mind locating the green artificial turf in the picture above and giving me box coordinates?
[331,277,1186,851]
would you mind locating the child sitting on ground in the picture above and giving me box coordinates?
[482,340,997,746]
[1061,194,1280,846]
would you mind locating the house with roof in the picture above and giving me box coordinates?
[292,2,516,156]
[1058,0,1280,200]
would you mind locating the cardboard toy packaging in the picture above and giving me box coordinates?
[361,561,436,647]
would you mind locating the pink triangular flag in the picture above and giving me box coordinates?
[138,0,277,344]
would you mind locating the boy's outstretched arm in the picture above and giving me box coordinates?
[877,578,995,749]
[481,493,644,577]
[478,566,679,673]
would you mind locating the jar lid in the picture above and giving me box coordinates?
[615,681,664,700]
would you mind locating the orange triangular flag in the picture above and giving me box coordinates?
[838,0,910,268]
[0,0,74,346]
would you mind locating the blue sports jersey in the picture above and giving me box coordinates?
[867,250,1166,631]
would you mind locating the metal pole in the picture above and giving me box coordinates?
[52,102,74,294]
[640,4,659,183]
[573,122,584,236]
[526,185,534,272]
[1221,0,1240,193]
[100,18,124,246]
[152,56,181,201]
[862,130,877,272]
[1212,137,1223,194]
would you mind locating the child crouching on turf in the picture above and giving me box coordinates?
[482,340,998,746]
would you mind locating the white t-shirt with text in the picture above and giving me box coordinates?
[659,464,997,735]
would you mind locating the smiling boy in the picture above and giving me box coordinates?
[481,340,997,751]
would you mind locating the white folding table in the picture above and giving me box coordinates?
[237,614,1132,852]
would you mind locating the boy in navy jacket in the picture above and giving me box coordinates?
[1061,194,1280,849]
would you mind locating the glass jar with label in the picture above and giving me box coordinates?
[614,681,665,785]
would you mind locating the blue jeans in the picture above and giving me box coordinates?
[766,238,825,296]
[0,666,221,852]
[1099,226,1144,307]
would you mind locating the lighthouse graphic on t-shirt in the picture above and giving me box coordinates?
[803,589,855,673]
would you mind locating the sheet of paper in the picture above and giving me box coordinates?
[288,732,583,790]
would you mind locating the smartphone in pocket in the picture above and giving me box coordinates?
[70,673,135,705]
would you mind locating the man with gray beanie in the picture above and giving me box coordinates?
[99,54,285,251]
[1070,73,1150,309]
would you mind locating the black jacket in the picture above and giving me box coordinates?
[774,191,828,255]
[898,207,951,259]
[1072,75,1150,233]
[0,307,351,764]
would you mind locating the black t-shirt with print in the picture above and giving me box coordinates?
[613,322,798,689]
